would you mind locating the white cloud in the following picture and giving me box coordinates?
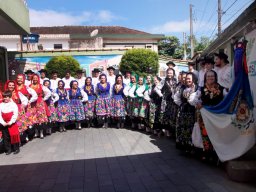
[29,9,119,27]
[150,19,215,34]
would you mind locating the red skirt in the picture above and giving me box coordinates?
[1,112,20,144]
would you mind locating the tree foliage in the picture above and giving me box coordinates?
[119,48,159,77]
[158,35,212,59]
[45,55,81,78]
[158,36,181,57]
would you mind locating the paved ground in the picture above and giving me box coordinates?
[0,128,255,192]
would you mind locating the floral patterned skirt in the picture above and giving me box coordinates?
[132,98,149,118]
[69,99,85,121]
[176,104,196,148]
[95,95,112,116]
[198,112,214,152]
[30,97,48,125]
[56,101,70,123]
[126,97,134,116]
[84,99,96,118]
[16,104,28,132]
[111,95,126,117]
[48,101,58,122]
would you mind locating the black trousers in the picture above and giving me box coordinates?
[2,127,19,152]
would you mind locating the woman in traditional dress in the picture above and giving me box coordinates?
[69,80,87,130]
[55,80,70,132]
[29,74,51,139]
[4,80,28,142]
[95,74,112,128]
[143,75,153,132]
[132,76,149,130]
[111,75,126,128]
[16,74,38,141]
[161,68,177,137]
[196,70,225,161]
[148,76,163,135]
[175,72,197,152]
[123,73,137,127]
[43,80,59,135]
[83,77,96,128]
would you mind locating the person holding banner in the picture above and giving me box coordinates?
[195,70,225,161]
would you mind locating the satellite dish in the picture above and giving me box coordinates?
[90,29,99,37]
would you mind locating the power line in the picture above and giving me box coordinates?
[222,0,253,28]
[222,0,239,15]
[208,0,253,40]
[194,0,210,36]
[197,2,218,38]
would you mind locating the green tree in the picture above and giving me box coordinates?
[45,55,81,78]
[187,35,212,57]
[158,36,181,56]
[119,48,159,77]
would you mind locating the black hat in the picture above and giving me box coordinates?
[51,70,58,74]
[107,66,115,70]
[166,61,176,67]
[214,52,229,64]
[92,68,101,73]
[204,57,214,65]
[25,69,34,74]
[38,69,47,74]
[76,69,84,74]
[188,61,196,66]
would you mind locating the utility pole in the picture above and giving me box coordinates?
[218,0,222,35]
[183,32,187,60]
[190,4,194,58]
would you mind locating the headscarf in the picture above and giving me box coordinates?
[58,80,65,89]
[16,74,26,84]
[30,74,41,85]
[99,73,107,82]
[70,80,79,89]
[4,80,17,92]
[43,79,52,91]
[84,77,94,95]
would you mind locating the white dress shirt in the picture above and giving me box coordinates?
[123,78,131,86]
[76,77,86,89]
[214,64,232,90]
[62,77,75,90]
[0,101,19,125]
[40,77,49,84]
[198,68,206,87]
[25,79,31,86]
[50,78,61,90]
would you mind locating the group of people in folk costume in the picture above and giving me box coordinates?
[0,52,231,161]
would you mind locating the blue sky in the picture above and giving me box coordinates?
[27,0,254,41]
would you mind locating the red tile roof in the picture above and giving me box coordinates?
[30,26,151,35]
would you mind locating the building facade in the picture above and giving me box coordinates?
[0,26,164,52]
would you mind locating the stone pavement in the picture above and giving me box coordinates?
[0,128,255,192]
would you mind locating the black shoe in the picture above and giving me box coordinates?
[6,150,12,155]
[13,149,20,155]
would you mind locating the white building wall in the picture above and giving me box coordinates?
[38,39,69,50]
[0,35,160,52]
[0,36,20,51]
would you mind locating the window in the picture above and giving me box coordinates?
[54,44,63,49]
[146,44,153,49]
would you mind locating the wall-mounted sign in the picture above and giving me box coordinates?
[22,34,40,43]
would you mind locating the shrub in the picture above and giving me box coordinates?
[45,55,81,78]
[119,49,159,77]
